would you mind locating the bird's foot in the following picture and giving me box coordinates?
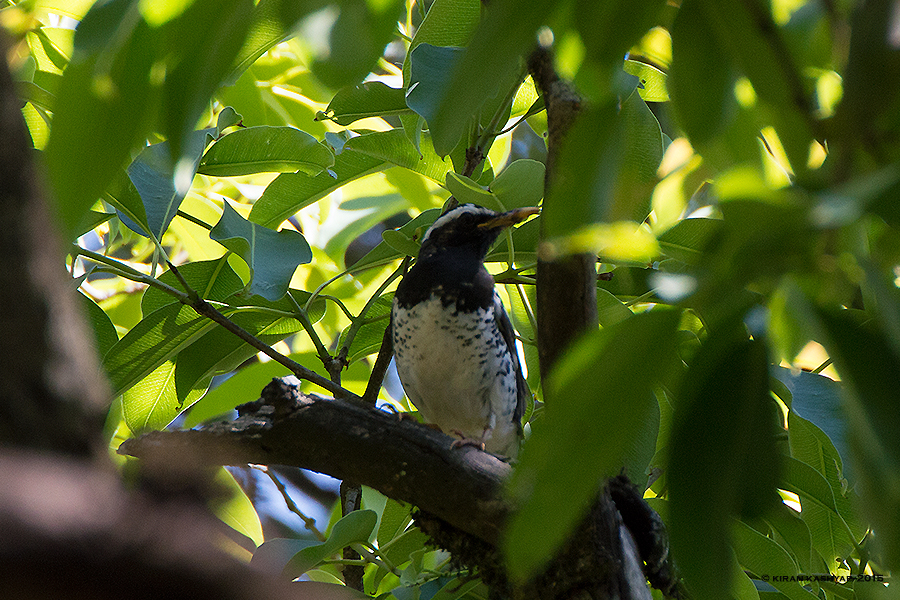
[449,429,486,452]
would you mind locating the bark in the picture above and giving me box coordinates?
[121,379,682,600]
[0,32,109,457]
[527,45,599,380]
[121,379,512,545]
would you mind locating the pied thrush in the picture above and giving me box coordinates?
[391,204,538,459]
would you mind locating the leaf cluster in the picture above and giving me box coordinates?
[7,0,900,598]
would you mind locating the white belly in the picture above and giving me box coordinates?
[392,295,518,455]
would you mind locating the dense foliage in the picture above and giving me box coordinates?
[5,0,900,598]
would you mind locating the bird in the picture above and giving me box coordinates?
[391,203,539,459]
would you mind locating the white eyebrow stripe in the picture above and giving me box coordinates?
[421,205,495,243]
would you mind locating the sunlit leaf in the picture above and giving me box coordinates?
[285,510,378,577]
[343,129,453,183]
[213,467,264,547]
[250,149,388,227]
[224,0,317,85]
[323,81,411,126]
[198,126,335,177]
[104,303,213,398]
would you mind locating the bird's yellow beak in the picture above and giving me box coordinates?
[477,206,541,230]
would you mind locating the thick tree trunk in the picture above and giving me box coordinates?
[527,45,599,381]
[0,34,320,600]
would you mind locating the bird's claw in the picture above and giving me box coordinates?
[450,430,486,452]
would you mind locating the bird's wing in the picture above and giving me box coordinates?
[493,292,529,430]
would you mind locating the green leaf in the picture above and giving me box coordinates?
[308,0,406,89]
[772,366,849,474]
[836,0,900,168]
[210,202,313,301]
[380,527,430,569]
[34,1,96,24]
[485,217,540,263]
[541,90,663,235]
[780,456,842,515]
[349,209,441,270]
[27,27,73,73]
[406,43,466,130]
[79,291,119,360]
[104,303,214,398]
[45,0,157,238]
[252,538,319,574]
[422,0,556,157]
[198,126,335,177]
[612,90,664,222]
[224,0,317,85]
[213,467,264,547]
[380,229,421,258]
[596,287,633,327]
[815,308,900,570]
[787,413,858,571]
[489,159,545,210]
[338,294,392,363]
[657,218,723,265]
[73,210,116,239]
[668,331,782,600]
[323,81,411,126]
[216,106,243,132]
[445,172,500,209]
[17,80,56,112]
[343,129,453,183]
[504,309,680,581]
[401,0,482,86]
[250,149,388,227]
[668,0,733,148]
[573,0,667,81]
[693,0,813,168]
[377,498,413,547]
[141,258,245,316]
[624,59,668,102]
[170,310,301,403]
[542,101,621,238]
[733,520,820,600]
[121,358,209,434]
[285,510,378,578]
[122,128,215,239]
[764,503,815,575]
[105,170,150,238]
[160,0,255,162]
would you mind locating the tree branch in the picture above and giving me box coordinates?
[118,378,683,599]
[119,378,512,545]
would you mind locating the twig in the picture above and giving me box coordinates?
[363,325,394,405]
[362,257,409,404]
[172,260,359,400]
[253,465,326,541]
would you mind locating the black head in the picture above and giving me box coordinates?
[417,204,540,261]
